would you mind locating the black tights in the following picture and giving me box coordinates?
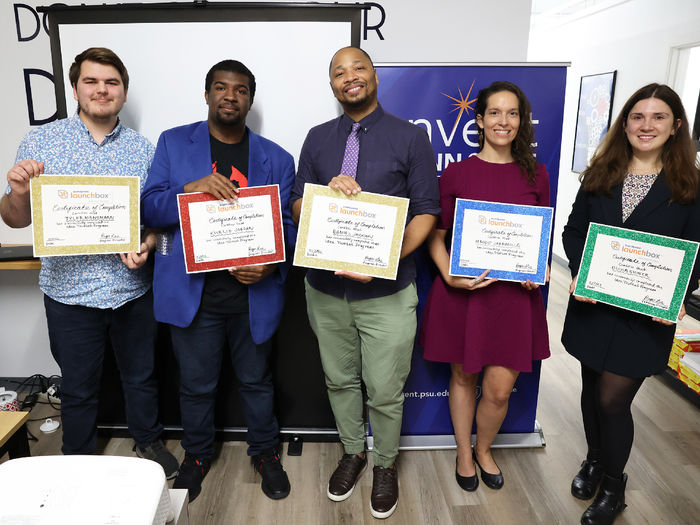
[580,364,645,478]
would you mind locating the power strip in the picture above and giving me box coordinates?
[37,392,62,404]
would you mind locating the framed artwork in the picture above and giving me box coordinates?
[572,71,617,173]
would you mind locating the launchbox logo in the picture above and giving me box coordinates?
[62,189,108,199]
[621,243,661,259]
[330,204,377,218]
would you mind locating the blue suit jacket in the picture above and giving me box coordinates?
[141,121,296,343]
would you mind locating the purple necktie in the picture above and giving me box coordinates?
[340,122,361,179]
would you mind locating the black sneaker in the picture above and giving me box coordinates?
[134,439,179,479]
[252,449,290,500]
[173,453,211,502]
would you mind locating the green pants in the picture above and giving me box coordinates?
[305,280,417,467]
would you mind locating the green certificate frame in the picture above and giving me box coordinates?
[294,184,409,279]
[30,175,141,257]
[574,223,699,322]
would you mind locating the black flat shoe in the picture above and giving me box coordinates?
[571,459,604,500]
[473,449,503,490]
[455,457,479,491]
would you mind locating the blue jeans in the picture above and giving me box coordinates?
[169,310,279,458]
[44,291,162,454]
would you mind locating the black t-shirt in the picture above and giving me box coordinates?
[210,132,249,188]
[200,132,250,314]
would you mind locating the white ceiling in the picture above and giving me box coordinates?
[531,0,630,28]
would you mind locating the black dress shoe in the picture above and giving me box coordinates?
[571,459,604,500]
[473,449,503,490]
[581,473,627,525]
[455,456,478,491]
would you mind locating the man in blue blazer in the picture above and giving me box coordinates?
[141,60,294,502]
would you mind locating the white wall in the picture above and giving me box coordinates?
[1,0,532,376]
[528,0,700,263]
[0,270,59,376]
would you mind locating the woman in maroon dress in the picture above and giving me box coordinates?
[419,81,550,492]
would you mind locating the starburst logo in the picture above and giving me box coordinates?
[442,79,477,140]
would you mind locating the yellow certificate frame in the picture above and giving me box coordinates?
[30,175,140,257]
[294,184,409,279]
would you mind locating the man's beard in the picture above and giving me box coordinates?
[215,112,243,127]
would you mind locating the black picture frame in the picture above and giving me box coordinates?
[572,71,617,173]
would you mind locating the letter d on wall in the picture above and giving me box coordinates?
[14,3,40,41]
[23,69,57,125]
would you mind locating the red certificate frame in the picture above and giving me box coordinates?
[177,185,285,273]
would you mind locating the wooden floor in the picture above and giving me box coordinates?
[3,262,699,524]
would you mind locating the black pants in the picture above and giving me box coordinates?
[44,291,161,454]
[169,309,279,458]
[580,363,644,478]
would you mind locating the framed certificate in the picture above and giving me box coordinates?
[574,223,699,322]
[30,175,140,257]
[177,185,285,274]
[449,199,553,284]
[294,184,409,279]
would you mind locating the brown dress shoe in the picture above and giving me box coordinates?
[327,453,367,501]
[370,465,398,519]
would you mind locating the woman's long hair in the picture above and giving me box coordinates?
[581,83,699,203]
[475,81,537,184]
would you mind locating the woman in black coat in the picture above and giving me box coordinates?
[562,83,700,525]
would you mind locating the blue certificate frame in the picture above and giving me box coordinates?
[449,199,553,284]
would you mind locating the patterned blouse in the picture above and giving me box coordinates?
[621,172,658,222]
[12,114,155,309]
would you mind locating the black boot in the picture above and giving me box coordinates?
[571,459,604,499]
[581,473,627,525]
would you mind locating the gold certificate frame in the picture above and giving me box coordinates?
[30,175,141,257]
[294,184,409,279]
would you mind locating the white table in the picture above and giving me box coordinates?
[0,455,176,525]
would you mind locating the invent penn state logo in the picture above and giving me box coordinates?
[329,203,339,213]
[479,215,486,224]
[442,79,477,141]
[206,204,217,213]
[611,241,620,250]
[58,190,68,199]
[409,79,480,172]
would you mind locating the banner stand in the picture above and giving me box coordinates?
[376,63,568,450]
[391,420,545,451]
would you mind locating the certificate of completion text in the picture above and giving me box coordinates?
[294,184,409,279]
[450,199,553,284]
[575,223,699,322]
[177,185,285,273]
[30,175,139,257]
